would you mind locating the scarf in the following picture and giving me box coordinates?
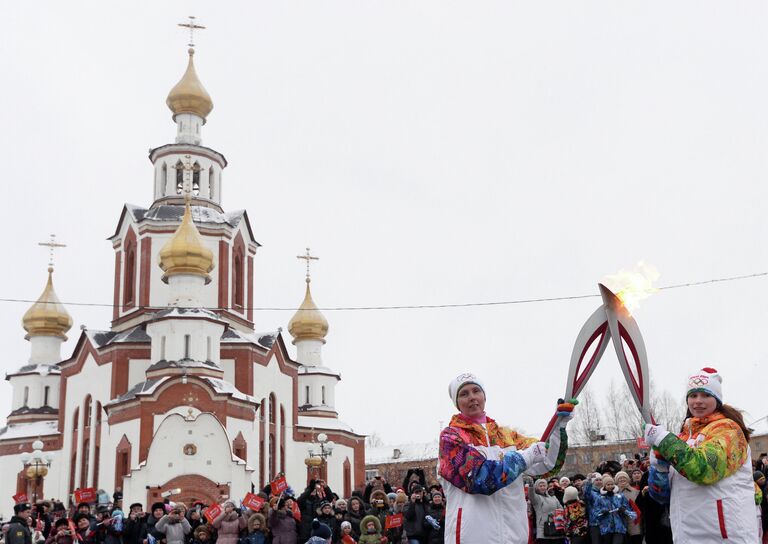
[449,413,537,449]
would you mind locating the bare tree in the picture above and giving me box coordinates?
[366,432,384,448]
[572,386,602,444]
[650,381,686,432]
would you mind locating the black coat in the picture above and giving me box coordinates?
[403,500,427,539]
[425,504,445,544]
[297,480,333,540]
[6,517,32,544]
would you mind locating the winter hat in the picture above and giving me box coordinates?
[194,525,212,540]
[335,499,347,509]
[602,475,615,487]
[129,503,143,511]
[395,491,407,504]
[754,471,766,482]
[386,492,397,502]
[563,486,579,503]
[54,518,69,529]
[340,521,351,531]
[14,503,31,514]
[277,498,289,510]
[448,373,485,408]
[533,479,547,492]
[615,471,630,484]
[311,519,333,539]
[686,367,723,404]
[151,502,166,514]
[559,476,571,488]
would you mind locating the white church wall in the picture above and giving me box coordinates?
[127,359,151,391]
[220,359,235,385]
[0,449,65,520]
[104,419,142,476]
[146,319,224,363]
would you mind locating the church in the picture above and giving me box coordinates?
[0,42,365,516]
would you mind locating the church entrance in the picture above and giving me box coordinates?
[146,474,231,507]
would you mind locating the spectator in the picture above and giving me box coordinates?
[306,520,333,544]
[363,477,392,505]
[365,490,388,530]
[44,519,74,544]
[343,498,365,541]
[241,513,267,544]
[561,486,587,544]
[26,516,45,544]
[425,490,445,544]
[356,516,382,544]
[615,471,643,544]
[155,506,192,544]
[124,503,147,544]
[73,514,94,544]
[212,502,245,544]
[585,474,635,544]
[188,525,211,544]
[403,485,428,544]
[583,473,603,544]
[269,498,298,544]
[528,479,564,543]
[314,502,336,542]
[338,521,355,544]
[298,480,333,542]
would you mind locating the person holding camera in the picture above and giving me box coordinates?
[44,519,75,544]
[155,506,192,544]
[438,373,574,544]
[363,476,392,506]
[212,502,245,544]
[403,485,428,544]
[298,480,334,541]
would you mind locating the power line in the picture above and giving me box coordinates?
[2,270,767,312]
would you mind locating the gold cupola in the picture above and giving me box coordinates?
[288,279,329,344]
[22,268,73,340]
[166,48,213,122]
[158,198,214,283]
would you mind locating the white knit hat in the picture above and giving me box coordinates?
[448,373,485,408]
[563,486,579,503]
[686,367,723,404]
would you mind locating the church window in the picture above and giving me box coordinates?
[81,439,89,488]
[206,337,212,361]
[233,255,244,308]
[43,386,50,407]
[269,394,276,425]
[280,404,286,472]
[322,386,326,405]
[176,160,184,194]
[84,395,92,427]
[209,167,215,200]
[269,433,276,480]
[305,386,310,405]
[123,239,136,307]
[23,386,29,407]
[72,407,79,432]
[192,162,200,196]
[96,402,102,425]
[184,335,191,359]
[161,336,166,360]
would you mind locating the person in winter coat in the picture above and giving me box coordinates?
[561,486,588,544]
[646,367,760,543]
[269,498,299,544]
[338,521,355,544]
[188,525,212,544]
[145,503,167,544]
[756,470,768,543]
[155,507,192,544]
[73,514,95,544]
[403,485,428,544]
[44,519,74,544]
[212,502,246,544]
[306,519,334,544]
[424,490,445,544]
[240,514,267,544]
[357,516,384,544]
[123,503,148,544]
[584,475,636,544]
[365,490,389,529]
[615,471,643,543]
[298,480,334,541]
[528,479,564,543]
[343,498,366,541]
[438,373,574,544]
[314,502,337,543]
[8,504,33,544]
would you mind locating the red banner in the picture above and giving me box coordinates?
[242,493,266,511]
[385,513,404,530]
[12,493,28,504]
[74,488,97,504]
[636,437,649,450]
[203,504,222,523]
[270,476,288,495]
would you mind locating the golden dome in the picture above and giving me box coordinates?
[166,48,213,122]
[158,200,215,283]
[22,268,73,340]
[288,279,329,344]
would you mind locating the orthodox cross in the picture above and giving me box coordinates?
[178,16,206,49]
[297,248,319,281]
[38,234,66,269]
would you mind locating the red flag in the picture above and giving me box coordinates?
[270,476,288,496]
[12,493,28,504]
[203,504,222,523]
[74,488,97,504]
[242,493,266,511]
[385,513,403,530]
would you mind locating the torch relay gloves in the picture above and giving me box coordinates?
[520,442,548,469]
[643,422,670,448]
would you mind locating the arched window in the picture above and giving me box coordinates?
[81,439,89,488]
[175,160,184,194]
[233,254,244,308]
[280,404,286,472]
[84,395,92,428]
[23,386,29,407]
[269,394,276,425]
[161,163,168,196]
[43,386,50,407]
[321,386,326,405]
[192,162,201,196]
[209,167,215,200]
[123,235,136,307]
[72,407,79,432]
[96,401,102,425]
[269,433,276,481]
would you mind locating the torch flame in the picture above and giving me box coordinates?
[603,262,659,313]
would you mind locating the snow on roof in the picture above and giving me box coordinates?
[752,416,768,436]
[0,420,59,440]
[132,204,245,228]
[87,326,150,348]
[153,308,224,322]
[298,365,340,378]
[221,329,278,349]
[297,415,355,434]
[106,377,168,405]
[146,359,222,372]
[7,363,61,377]
[365,440,439,465]
[203,378,258,404]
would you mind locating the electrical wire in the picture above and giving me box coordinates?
[1,270,767,312]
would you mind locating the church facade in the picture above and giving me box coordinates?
[0,46,364,516]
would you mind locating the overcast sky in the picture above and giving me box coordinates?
[3,1,768,445]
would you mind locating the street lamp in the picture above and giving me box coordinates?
[305,433,335,475]
[21,439,52,503]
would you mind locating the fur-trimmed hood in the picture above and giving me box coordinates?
[359,514,382,534]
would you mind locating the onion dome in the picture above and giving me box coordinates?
[288,279,329,344]
[22,268,73,340]
[158,200,214,283]
[166,48,213,122]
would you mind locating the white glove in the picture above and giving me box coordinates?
[649,450,669,473]
[643,423,670,448]
[519,442,548,468]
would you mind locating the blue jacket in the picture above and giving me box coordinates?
[585,485,636,535]
[583,482,602,527]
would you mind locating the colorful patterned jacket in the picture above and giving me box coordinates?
[648,412,758,543]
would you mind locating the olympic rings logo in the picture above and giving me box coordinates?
[689,376,709,386]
